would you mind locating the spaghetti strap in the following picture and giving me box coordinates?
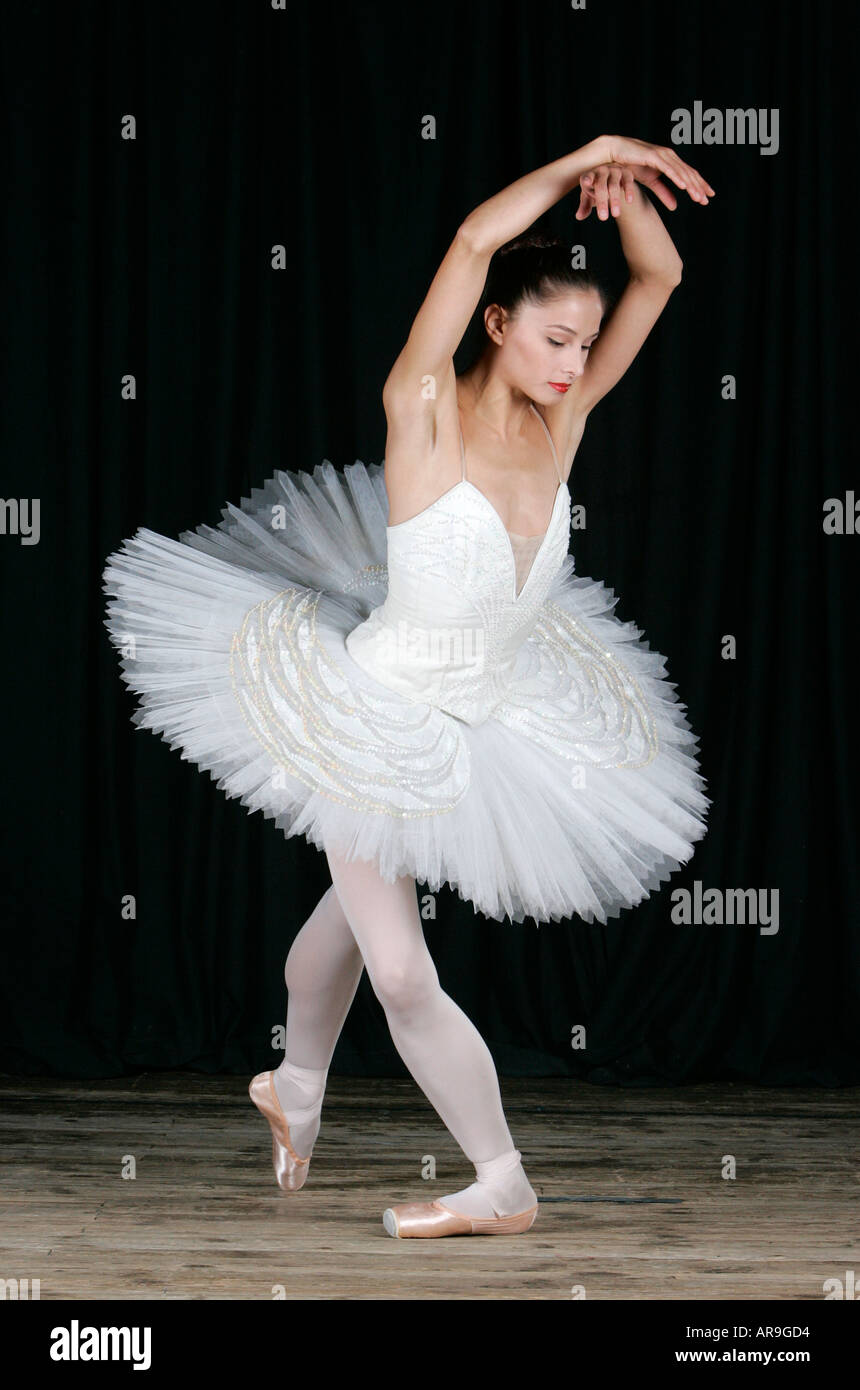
[456,411,467,481]
[529,402,564,484]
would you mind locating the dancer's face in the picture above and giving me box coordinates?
[484,289,604,406]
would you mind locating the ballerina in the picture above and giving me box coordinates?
[104,132,713,1238]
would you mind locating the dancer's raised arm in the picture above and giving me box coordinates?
[384,138,607,408]
[383,134,711,412]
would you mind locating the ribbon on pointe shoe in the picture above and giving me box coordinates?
[248,1071,312,1192]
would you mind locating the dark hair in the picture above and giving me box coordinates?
[480,232,611,322]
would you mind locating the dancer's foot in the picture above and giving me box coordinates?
[271,1058,328,1159]
[437,1148,537,1219]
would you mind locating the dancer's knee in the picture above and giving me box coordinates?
[369,952,440,1019]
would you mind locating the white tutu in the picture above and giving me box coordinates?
[102,455,709,924]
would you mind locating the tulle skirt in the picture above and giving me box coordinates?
[102,459,709,924]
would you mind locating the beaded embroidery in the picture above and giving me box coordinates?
[227,406,661,814]
[230,586,470,816]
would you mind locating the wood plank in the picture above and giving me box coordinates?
[1,1075,857,1300]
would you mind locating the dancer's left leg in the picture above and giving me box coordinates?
[325,846,537,1220]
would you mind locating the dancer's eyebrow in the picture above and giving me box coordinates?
[546,324,600,338]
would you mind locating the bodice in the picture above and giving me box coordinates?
[345,403,571,726]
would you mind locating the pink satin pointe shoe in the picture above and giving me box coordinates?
[382,1199,539,1238]
[248,1070,311,1192]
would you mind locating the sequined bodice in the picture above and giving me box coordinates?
[345,401,571,725]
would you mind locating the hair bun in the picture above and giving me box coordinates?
[477,230,609,323]
[498,233,565,256]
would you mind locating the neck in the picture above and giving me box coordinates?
[458,362,534,444]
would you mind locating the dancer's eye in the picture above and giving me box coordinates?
[547,338,565,347]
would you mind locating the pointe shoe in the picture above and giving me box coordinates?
[248,1070,312,1192]
[382,1199,539,1239]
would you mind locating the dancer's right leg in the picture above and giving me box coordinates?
[272,883,365,1158]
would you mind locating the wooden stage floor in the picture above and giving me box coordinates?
[1,1073,857,1300]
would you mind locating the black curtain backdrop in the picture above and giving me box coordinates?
[1,0,856,1086]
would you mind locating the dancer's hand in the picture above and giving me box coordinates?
[575,163,635,220]
[579,135,715,216]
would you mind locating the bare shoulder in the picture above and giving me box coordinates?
[381,363,462,527]
[533,381,591,484]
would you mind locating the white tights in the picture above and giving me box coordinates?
[271,848,536,1219]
